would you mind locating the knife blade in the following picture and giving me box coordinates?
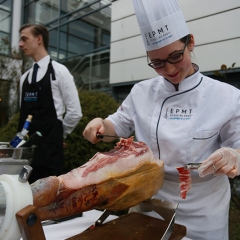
[82,209,112,232]
[96,134,122,139]
[184,162,202,170]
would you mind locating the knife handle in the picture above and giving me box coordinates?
[96,134,104,139]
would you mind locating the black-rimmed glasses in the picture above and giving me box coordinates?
[147,37,189,69]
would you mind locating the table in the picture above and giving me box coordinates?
[43,210,117,240]
[42,210,192,240]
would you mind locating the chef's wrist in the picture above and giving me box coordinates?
[234,149,240,176]
[226,148,240,177]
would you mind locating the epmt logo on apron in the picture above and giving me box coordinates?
[24,92,38,102]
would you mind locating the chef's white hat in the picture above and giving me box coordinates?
[132,0,189,51]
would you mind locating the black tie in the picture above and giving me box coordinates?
[32,63,39,84]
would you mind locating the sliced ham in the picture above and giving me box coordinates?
[31,137,164,221]
[176,167,192,199]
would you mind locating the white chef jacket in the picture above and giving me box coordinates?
[107,64,240,239]
[19,55,82,138]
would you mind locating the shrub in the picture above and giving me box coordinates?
[63,90,119,173]
[0,113,19,142]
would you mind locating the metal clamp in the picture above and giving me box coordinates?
[18,165,33,183]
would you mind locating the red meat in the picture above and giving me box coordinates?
[176,167,192,199]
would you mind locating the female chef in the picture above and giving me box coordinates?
[83,0,240,239]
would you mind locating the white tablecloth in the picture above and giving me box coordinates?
[41,210,191,240]
[42,210,117,239]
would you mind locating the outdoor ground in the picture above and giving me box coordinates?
[229,200,240,240]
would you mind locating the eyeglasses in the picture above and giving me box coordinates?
[147,37,189,69]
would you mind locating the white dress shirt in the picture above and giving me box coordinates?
[19,55,82,138]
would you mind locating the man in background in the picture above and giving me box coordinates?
[18,24,82,183]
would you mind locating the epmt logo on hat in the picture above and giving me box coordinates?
[132,0,189,51]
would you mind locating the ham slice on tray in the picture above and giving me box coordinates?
[176,167,192,199]
[31,137,164,221]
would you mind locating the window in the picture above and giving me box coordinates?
[23,0,112,91]
[0,0,12,54]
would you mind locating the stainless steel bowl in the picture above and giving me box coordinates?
[0,142,35,175]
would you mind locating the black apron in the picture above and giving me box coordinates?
[18,60,64,183]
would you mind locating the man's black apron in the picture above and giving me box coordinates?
[18,60,64,183]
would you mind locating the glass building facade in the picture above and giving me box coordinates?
[23,0,112,92]
[0,0,239,103]
[0,0,12,54]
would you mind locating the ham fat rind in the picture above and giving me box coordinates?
[31,137,164,221]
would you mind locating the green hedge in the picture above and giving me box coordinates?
[63,90,119,173]
[0,113,19,142]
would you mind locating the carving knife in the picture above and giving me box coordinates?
[184,162,202,170]
[96,133,122,139]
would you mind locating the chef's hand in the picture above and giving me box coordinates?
[198,147,240,178]
[83,118,116,144]
[83,118,105,144]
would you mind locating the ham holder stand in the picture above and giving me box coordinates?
[0,164,186,240]
[0,143,186,240]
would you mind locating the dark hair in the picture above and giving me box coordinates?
[180,34,191,45]
[19,24,49,51]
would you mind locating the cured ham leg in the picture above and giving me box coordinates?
[31,137,164,221]
[176,167,192,199]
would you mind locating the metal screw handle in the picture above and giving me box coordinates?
[18,165,33,183]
